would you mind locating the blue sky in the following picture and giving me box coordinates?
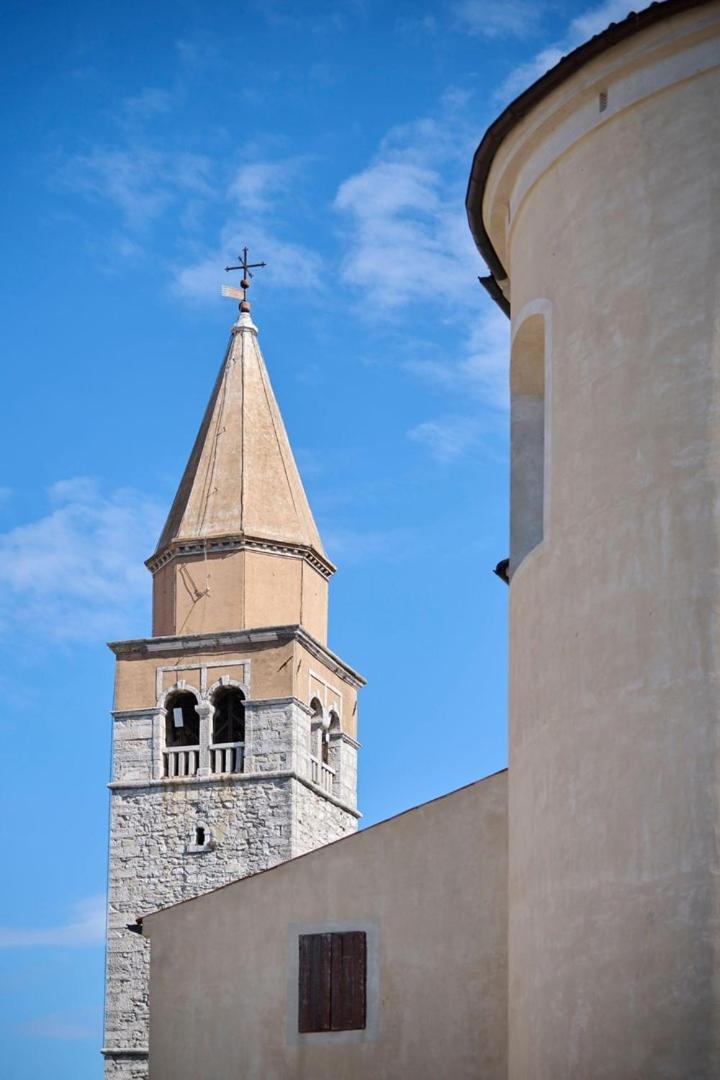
[0,0,636,1075]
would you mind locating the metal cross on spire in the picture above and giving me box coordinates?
[222,247,267,314]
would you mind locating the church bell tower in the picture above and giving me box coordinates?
[102,261,363,1079]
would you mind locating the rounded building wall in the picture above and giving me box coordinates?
[479,5,720,1078]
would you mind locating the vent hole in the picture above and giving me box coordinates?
[195,826,205,847]
[599,90,608,113]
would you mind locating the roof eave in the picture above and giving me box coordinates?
[465,0,715,317]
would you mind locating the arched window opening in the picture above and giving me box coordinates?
[195,826,205,847]
[510,313,546,576]
[328,710,340,734]
[212,686,245,745]
[165,691,200,748]
[309,699,323,757]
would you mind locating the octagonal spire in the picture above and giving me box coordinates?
[153,312,328,564]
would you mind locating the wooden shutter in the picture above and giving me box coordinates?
[330,931,366,1031]
[298,931,367,1033]
[298,933,332,1032]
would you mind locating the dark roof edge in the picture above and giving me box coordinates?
[466,0,715,315]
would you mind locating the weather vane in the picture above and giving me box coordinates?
[222,247,266,314]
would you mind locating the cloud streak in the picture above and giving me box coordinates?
[61,145,213,230]
[453,0,546,39]
[334,90,509,462]
[0,478,163,642]
[0,895,105,948]
[334,96,482,314]
[18,1013,98,1040]
[497,0,637,100]
[169,155,323,303]
[407,415,485,463]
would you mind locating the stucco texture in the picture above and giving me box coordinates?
[142,772,508,1080]
[478,5,720,1077]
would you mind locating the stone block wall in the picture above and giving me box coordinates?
[104,695,359,1080]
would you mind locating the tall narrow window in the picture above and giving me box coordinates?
[510,314,546,574]
[298,932,366,1033]
[212,686,245,744]
[164,691,200,747]
[310,698,324,761]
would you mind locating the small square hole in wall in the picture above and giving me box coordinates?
[186,825,214,854]
[599,89,608,113]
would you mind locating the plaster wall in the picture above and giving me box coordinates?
[143,772,508,1080]
[480,7,720,1077]
[152,548,328,642]
[113,636,357,736]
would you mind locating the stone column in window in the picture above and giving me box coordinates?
[196,701,212,778]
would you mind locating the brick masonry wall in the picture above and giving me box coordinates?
[104,695,358,1080]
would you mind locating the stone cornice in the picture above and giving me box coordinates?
[107,767,362,819]
[107,624,366,688]
[145,532,335,579]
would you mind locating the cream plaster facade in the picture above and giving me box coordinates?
[103,307,363,1079]
[141,773,508,1080]
[470,2,720,1076]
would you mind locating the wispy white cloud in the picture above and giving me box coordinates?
[173,222,323,302]
[61,145,213,230]
[498,0,636,99]
[334,99,480,312]
[323,526,412,564]
[0,895,105,948]
[571,0,638,40]
[334,91,509,435]
[173,154,322,302]
[404,308,509,411]
[250,0,365,34]
[0,478,163,642]
[18,1010,98,1040]
[407,415,484,463]
[175,37,220,69]
[121,87,173,119]
[453,0,546,39]
[228,160,297,213]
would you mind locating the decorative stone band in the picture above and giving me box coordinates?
[145,531,335,579]
[101,1047,148,1058]
[107,765,362,818]
[107,625,366,690]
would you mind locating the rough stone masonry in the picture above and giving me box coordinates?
[103,694,359,1080]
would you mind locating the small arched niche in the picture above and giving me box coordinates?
[510,313,546,574]
[165,691,200,748]
[212,686,245,745]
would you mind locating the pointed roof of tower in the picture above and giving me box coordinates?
[152,307,329,567]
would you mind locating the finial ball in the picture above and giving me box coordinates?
[241,278,250,290]
[240,300,251,312]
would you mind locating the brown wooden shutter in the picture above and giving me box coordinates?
[298,931,367,1033]
[330,931,366,1031]
[298,933,332,1032]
